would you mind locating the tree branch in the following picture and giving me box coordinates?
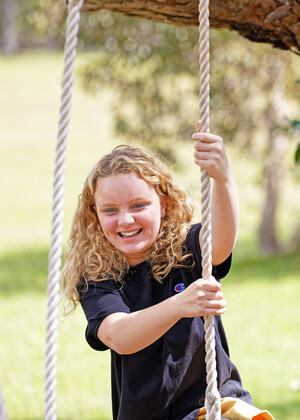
[81,0,300,53]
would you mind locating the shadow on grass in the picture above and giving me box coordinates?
[59,398,298,420]
[0,247,49,295]
[0,246,299,295]
[267,396,300,420]
[229,248,299,284]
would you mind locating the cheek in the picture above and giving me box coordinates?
[148,208,163,235]
[98,216,115,236]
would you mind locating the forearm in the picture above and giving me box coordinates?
[98,278,226,355]
[210,173,239,265]
[97,294,180,355]
[192,131,239,265]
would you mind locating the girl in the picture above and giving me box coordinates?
[62,126,253,420]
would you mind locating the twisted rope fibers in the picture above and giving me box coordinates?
[198,0,221,419]
[44,1,84,419]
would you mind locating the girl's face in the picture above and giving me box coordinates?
[94,172,166,266]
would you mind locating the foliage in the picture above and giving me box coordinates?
[285,117,300,165]
[18,0,66,47]
[0,0,67,51]
[295,143,300,165]
[1,2,299,165]
[284,80,300,166]
[79,12,300,163]
[80,13,200,162]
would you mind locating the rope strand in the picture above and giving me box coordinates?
[44,1,84,419]
[198,0,221,419]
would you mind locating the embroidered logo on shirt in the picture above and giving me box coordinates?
[174,283,185,293]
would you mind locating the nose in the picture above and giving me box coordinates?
[117,211,134,227]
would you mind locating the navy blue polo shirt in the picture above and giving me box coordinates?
[79,223,253,420]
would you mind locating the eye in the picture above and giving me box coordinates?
[132,203,147,210]
[103,208,117,215]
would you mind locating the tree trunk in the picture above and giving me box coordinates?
[0,0,19,55]
[258,132,283,254]
[258,59,286,255]
[81,0,300,53]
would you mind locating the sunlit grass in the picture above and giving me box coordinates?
[0,293,112,419]
[0,51,116,252]
[222,252,300,420]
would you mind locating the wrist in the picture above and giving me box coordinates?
[167,293,182,322]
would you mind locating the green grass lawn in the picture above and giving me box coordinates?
[0,52,299,419]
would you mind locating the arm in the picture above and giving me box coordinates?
[98,277,226,355]
[192,128,239,266]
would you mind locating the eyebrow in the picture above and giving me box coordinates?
[97,196,151,209]
[98,203,117,209]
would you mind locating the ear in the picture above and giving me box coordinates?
[160,194,167,218]
[92,204,97,215]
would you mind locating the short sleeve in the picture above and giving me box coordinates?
[186,223,232,281]
[79,279,130,351]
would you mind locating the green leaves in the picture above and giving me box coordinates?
[285,117,300,165]
[295,143,300,165]
[286,118,300,131]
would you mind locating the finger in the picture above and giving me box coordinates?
[201,278,221,291]
[194,158,219,175]
[207,298,226,308]
[193,140,223,161]
[195,278,220,290]
[195,287,221,301]
[215,305,227,315]
[192,132,223,143]
[193,140,222,154]
[206,299,227,315]
[213,291,224,300]
[201,299,227,316]
[193,142,212,154]
[194,150,217,162]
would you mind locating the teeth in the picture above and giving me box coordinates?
[120,229,141,237]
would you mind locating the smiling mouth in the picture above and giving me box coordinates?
[118,229,142,238]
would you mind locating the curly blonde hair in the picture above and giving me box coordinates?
[62,145,196,311]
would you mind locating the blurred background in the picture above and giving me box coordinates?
[0,0,299,418]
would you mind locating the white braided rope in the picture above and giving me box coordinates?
[44,1,84,419]
[198,1,221,419]
[0,381,8,420]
